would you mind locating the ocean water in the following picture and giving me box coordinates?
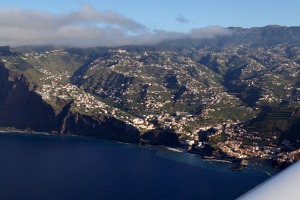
[0,133,273,200]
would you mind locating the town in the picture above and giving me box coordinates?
[2,44,300,168]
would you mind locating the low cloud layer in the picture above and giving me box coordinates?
[0,5,232,47]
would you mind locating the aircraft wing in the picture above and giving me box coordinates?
[238,161,300,200]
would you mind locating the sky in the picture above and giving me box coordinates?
[0,0,299,47]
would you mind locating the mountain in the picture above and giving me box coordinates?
[0,26,299,149]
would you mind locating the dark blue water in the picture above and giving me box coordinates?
[0,133,272,200]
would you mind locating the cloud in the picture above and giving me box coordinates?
[190,26,233,39]
[176,14,189,23]
[0,6,232,47]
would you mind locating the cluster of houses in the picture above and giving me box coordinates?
[204,123,300,163]
[23,47,300,164]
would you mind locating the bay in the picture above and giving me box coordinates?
[0,133,272,200]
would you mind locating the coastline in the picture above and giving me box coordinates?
[160,145,280,173]
[0,129,50,135]
[0,130,272,200]
[161,146,186,153]
[0,128,279,173]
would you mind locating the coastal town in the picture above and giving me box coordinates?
[0,2,299,199]
[15,46,297,168]
[1,43,300,168]
[193,123,300,167]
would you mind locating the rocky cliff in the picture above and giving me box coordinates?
[56,102,140,143]
[0,63,141,143]
[0,63,56,131]
[140,129,181,147]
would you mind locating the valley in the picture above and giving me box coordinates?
[0,25,300,167]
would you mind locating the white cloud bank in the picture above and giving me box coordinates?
[0,5,232,47]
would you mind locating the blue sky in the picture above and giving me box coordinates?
[0,0,299,46]
[2,0,299,31]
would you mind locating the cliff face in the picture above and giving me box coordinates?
[56,102,140,143]
[0,63,56,131]
[141,129,181,147]
[0,63,140,143]
[60,113,140,143]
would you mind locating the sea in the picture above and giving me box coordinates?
[0,133,276,200]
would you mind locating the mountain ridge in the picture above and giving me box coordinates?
[0,26,299,160]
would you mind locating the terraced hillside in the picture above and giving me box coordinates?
[0,26,299,150]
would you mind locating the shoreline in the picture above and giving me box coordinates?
[0,129,279,172]
[161,146,186,153]
[0,129,50,135]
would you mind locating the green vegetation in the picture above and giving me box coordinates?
[209,134,227,148]
[0,26,299,146]
[247,106,295,134]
